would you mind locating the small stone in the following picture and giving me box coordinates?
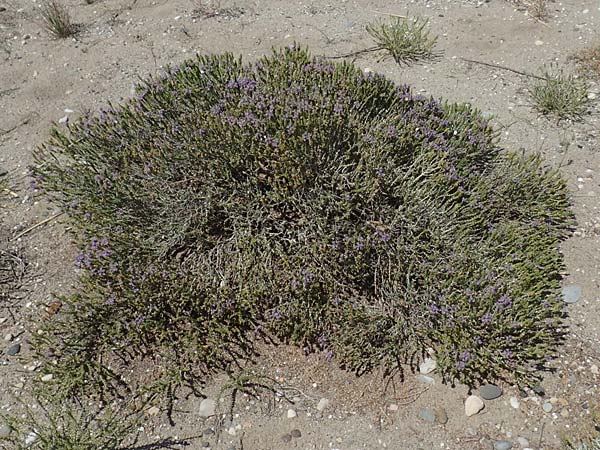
[561,409,569,418]
[147,406,160,416]
[363,67,373,74]
[534,40,543,46]
[419,357,437,374]
[287,408,297,419]
[281,433,292,443]
[419,408,436,423]
[226,426,236,436]
[510,397,520,409]
[201,442,210,448]
[388,404,399,411]
[64,108,74,113]
[532,384,545,397]
[434,407,448,424]
[562,284,582,304]
[479,384,502,400]
[4,333,13,341]
[58,116,69,124]
[0,423,11,438]
[202,428,215,436]
[542,402,552,412]
[517,437,529,448]
[591,364,599,375]
[465,395,484,417]
[493,440,513,450]
[6,343,21,356]
[41,374,53,382]
[588,92,597,100]
[198,398,216,417]
[316,398,329,412]
[290,429,302,438]
[14,382,24,389]
[24,431,38,445]
[417,374,435,385]
[0,317,7,324]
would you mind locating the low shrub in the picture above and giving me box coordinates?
[32,46,572,403]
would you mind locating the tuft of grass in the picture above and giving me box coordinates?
[39,0,77,39]
[571,44,600,80]
[529,65,589,120]
[0,396,141,450]
[506,0,551,22]
[31,46,572,406]
[366,17,438,65]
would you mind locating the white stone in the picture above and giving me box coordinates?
[535,40,544,46]
[58,116,68,124]
[198,398,216,417]
[510,397,520,409]
[287,408,297,418]
[147,406,160,416]
[419,357,437,374]
[517,437,530,448]
[41,374,53,382]
[465,395,485,417]
[591,364,599,375]
[388,404,399,411]
[588,92,597,100]
[417,375,435,385]
[24,431,38,445]
[317,398,330,412]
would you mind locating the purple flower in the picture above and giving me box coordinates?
[481,312,493,324]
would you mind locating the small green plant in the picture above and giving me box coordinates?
[529,65,589,120]
[366,17,438,65]
[0,396,141,450]
[39,0,77,39]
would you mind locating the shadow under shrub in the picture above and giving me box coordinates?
[32,46,572,401]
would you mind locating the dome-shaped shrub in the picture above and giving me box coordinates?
[33,46,572,398]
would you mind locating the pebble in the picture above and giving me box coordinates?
[591,364,599,375]
[534,40,544,46]
[510,397,520,409]
[58,116,69,124]
[419,357,437,374]
[41,374,53,382]
[287,408,297,419]
[562,284,582,304]
[417,375,435,385]
[388,404,399,411]
[198,398,216,417]
[480,384,502,400]
[281,433,292,443]
[146,406,160,416]
[0,423,11,438]
[290,429,302,438]
[419,408,436,423]
[4,333,13,341]
[6,343,21,356]
[434,407,448,424]
[532,384,545,397]
[465,395,485,417]
[589,92,597,100]
[542,402,553,413]
[316,398,329,412]
[24,431,38,445]
[493,440,513,450]
[517,437,529,448]
[201,442,210,448]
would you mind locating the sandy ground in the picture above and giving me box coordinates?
[1,0,599,449]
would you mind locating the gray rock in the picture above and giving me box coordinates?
[6,343,20,356]
[532,384,545,397]
[0,423,11,438]
[416,375,435,385]
[198,398,216,417]
[517,437,529,448]
[281,433,292,443]
[419,357,437,374]
[201,442,210,448]
[480,384,502,400]
[493,440,513,450]
[316,398,329,412]
[542,402,553,412]
[562,284,582,304]
[290,429,302,438]
[419,408,436,423]
[202,428,215,436]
